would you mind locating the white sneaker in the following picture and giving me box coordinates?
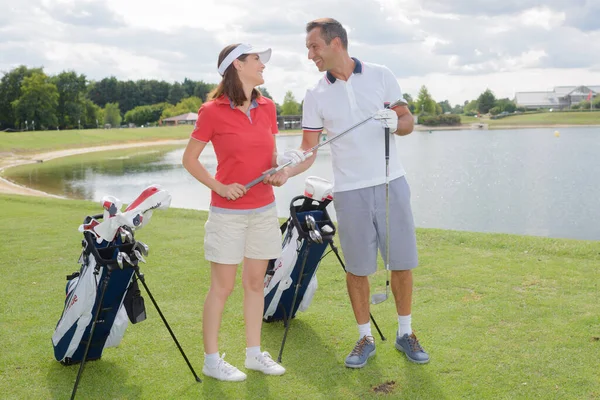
[202,354,247,381]
[245,351,286,376]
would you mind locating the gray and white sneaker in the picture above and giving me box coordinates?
[395,333,430,364]
[344,335,376,368]
[202,354,247,381]
[245,351,286,376]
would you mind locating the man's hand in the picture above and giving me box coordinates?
[373,109,398,132]
[276,149,312,167]
[216,183,247,200]
[264,168,290,187]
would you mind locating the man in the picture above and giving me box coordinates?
[266,17,429,368]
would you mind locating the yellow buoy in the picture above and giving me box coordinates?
[554,130,560,137]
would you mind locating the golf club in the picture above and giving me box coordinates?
[306,214,323,243]
[371,102,393,305]
[134,249,146,264]
[117,252,124,269]
[135,241,149,257]
[245,98,408,189]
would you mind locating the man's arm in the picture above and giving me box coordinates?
[393,105,414,136]
[262,130,320,186]
[285,131,321,177]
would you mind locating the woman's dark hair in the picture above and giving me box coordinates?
[208,43,262,106]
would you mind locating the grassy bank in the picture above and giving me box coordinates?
[1,194,598,399]
[461,111,600,127]
[0,127,303,156]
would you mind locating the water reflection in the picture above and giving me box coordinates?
[4,128,600,240]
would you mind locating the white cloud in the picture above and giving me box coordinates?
[1,0,600,106]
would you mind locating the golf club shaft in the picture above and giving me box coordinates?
[245,98,407,189]
[384,124,390,297]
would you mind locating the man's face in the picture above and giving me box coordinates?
[306,28,335,72]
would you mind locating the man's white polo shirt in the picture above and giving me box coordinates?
[302,58,408,193]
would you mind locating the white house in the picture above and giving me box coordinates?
[514,85,599,109]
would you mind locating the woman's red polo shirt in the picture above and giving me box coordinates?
[191,95,279,210]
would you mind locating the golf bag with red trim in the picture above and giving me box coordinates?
[52,217,146,365]
[51,185,201,399]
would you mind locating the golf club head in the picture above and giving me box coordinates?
[305,214,317,231]
[135,241,149,256]
[371,293,388,305]
[309,229,323,244]
[321,224,334,234]
[117,252,124,269]
[119,228,127,244]
[133,249,146,264]
[122,252,133,266]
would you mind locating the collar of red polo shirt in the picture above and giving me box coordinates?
[214,95,268,106]
[217,44,272,76]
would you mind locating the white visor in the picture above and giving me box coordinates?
[217,44,272,76]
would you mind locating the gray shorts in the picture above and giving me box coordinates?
[333,176,418,276]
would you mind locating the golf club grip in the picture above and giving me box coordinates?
[245,169,276,189]
[385,127,390,156]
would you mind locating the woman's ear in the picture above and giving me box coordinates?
[233,59,243,72]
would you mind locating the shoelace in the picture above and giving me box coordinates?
[349,336,373,357]
[217,353,239,376]
[256,352,277,367]
[408,335,424,352]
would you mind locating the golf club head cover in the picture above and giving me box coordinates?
[304,176,333,202]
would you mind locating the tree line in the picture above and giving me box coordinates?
[1,65,533,131]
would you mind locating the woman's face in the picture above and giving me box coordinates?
[235,54,265,87]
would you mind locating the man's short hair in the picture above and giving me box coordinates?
[306,18,348,50]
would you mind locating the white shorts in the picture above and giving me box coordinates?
[204,206,282,265]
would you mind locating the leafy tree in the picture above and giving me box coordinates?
[281,90,300,115]
[495,98,516,113]
[87,77,119,108]
[125,102,171,126]
[82,99,102,128]
[464,100,478,115]
[258,86,273,99]
[161,96,202,119]
[194,81,216,101]
[103,102,122,127]
[167,83,187,104]
[182,78,196,98]
[437,100,452,114]
[451,104,464,114]
[415,85,437,114]
[0,65,44,129]
[477,89,496,114]
[403,93,416,113]
[51,71,87,129]
[11,72,59,129]
[117,80,141,114]
[138,79,171,105]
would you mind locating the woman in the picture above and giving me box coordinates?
[182,43,305,381]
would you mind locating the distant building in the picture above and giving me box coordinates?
[515,85,599,110]
[162,112,197,126]
[277,115,302,130]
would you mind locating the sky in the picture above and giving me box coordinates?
[1,0,599,106]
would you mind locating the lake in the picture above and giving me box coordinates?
[6,126,600,241]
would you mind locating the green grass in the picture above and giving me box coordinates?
[1,194,599,399]
[0,127,303,155]
[460,111,600,127]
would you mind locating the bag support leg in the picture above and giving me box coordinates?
[277,241,312,363]
[135,267,202,383]
[70,268,112,400]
